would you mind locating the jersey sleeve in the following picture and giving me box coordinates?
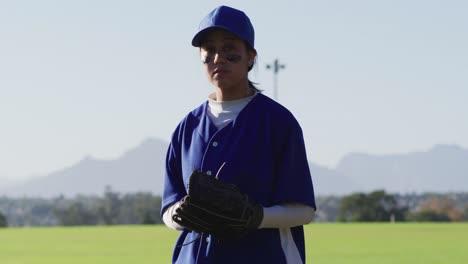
[160,134,186,218]
[272,117,317,210]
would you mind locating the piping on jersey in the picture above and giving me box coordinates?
[279,228,303,264]
[215,162,227,179]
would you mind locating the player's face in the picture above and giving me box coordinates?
[200,30,255,93]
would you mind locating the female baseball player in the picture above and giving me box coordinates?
[161,5,316,264]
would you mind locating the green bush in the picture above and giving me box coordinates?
[0,211,7,227]
[407,210,451,222]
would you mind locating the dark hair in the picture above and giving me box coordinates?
[248,80,261,92]
[246,44,262,93]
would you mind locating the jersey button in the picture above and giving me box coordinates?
[212,141,218,147]
[206,170,212,175]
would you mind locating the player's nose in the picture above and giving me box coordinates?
[213,52,226,65]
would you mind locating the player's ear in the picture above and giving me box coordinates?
[247,48,256,69]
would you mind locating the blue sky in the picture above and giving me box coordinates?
[1,0,467,186]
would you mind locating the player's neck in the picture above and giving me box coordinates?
[213,83,252,102]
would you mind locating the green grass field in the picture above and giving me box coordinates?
[1,223,467,264]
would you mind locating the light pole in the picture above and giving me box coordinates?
[266,59,286,101]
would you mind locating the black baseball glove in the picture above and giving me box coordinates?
[172,170,263,240]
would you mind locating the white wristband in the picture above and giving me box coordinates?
[162,201,184,231]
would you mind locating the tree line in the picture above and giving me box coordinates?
[0,186,162,227]
[316,190,468,222]
[1,189,468,228]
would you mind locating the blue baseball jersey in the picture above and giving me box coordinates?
[161,93,316,264]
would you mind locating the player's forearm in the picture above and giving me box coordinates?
[259,203,315,229]
[162,201,185,231]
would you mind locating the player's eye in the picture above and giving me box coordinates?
[223,45,242,62]
[225,53,242,63]
[200,44,243,64]
[201,52,212,64]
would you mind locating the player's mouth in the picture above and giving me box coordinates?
[213,68,228,76]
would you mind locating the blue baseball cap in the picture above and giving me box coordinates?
[191,5,255,49]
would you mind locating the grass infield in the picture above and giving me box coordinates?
[0,223,467,263]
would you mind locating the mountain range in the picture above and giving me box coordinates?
[1,138,467,198]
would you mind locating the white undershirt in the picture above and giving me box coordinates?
[207,92,256,129]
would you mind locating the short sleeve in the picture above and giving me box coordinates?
[272,118,316,210]
[160,140,186,217]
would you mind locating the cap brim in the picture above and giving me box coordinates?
[191,26,243,47]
